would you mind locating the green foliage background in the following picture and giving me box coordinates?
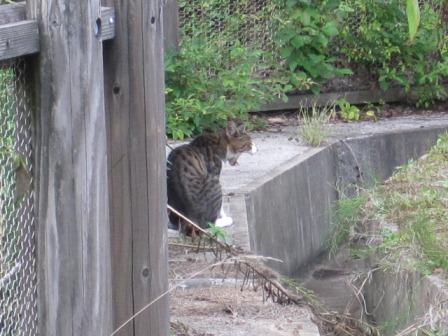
[338,0,448,106]
[0,1,447,138]
[166,0,447,138]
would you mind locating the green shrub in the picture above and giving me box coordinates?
[165,38,287,139]
[168,0,448,137]
[338,0,448,106]
[275,0,352,92]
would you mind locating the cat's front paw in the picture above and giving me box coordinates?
[215,216,233,228]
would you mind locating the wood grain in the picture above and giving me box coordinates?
[162,0,179,51]
[27,0,112,335]
[103,0,169,334]
[101,7,115,41]
[0,20,39,61]
[0,4,115,62]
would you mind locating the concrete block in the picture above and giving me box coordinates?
[223,120,448,276]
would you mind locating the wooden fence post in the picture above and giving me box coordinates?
[103,0,169,335]
[26,0,112,335]
[163,0,179,51]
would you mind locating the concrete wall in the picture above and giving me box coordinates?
[245,146,338,276]
[364,268,448,335]
[335,126,448,196]
[228,126,448,276]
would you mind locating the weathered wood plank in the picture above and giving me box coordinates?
[103,0,169,334]
[28,0,112,335]
[102,1,135,330]
[0,2,115,39]
[0,20,39,61]
[256,87,409,112]
[141,1,169,333]
[163,0,179,51]
[0,5,114,62]
[0,2,25,25]
[101,7,115,41]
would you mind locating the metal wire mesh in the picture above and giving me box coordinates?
[339,0,445,35]
[178,0,447,91]
[177,0,287,84]
[178,0,445,45]
[0,59,37,336]
[178,0,279,53]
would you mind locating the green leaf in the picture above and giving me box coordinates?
[291,36,306,49]
[289,60,299,72]
[299,11,311,26]
[336,67,354,75]
[406,0,420,42]
[322,21,339,37]
[317,34,329,47]
[286,0,297,9]
[280,47,293,59]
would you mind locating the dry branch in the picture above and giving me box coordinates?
[167,204,380,336]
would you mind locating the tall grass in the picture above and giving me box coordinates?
[297,103,335,146]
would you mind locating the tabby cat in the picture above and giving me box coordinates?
[167,121,257,234]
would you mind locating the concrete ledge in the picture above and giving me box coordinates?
[335,126,448,196]
[257,87,408,112]
[223,117,448,276]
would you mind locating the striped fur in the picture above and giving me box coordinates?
[167,121,254,233]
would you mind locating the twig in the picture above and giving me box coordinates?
[165,141,175,151]
[168,242,216,251]
[167,205,233,253]
[239,260,303,305]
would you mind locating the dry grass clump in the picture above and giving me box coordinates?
[298,103,335,146]
[331,133,448,273]
[365,133,448,272]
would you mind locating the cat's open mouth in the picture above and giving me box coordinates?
[228,158,239,166]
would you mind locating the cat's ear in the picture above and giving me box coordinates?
[236,122,246,133]
[226,120,245,136]
[226,120,238,137]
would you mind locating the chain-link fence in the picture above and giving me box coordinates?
[178,0,280,54]
[0,59,37,336]
[177,0,447,94]
[177,0,283,80]
[178,0,446,55]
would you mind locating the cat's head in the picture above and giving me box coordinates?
[224,120,257,166]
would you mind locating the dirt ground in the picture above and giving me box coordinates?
[168,241,320,336]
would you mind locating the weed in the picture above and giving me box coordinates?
[328,133,448,274]
[336,98,361,121]
[207,223,228,243]
[360,133,448,273]
[297,103,334,146]
[328,194,367,256]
